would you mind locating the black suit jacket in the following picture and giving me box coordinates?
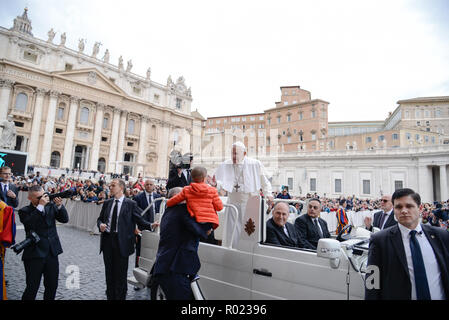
[365,224,449,300]
[152,204,208,276]
[367,210,397,231]
[0,183,19,208]
[266,218,301,247]
[97,197,154,258]
[166,168,191,190]
[294,214,331,250]
[133,191,162,223]
[18,202,69,261]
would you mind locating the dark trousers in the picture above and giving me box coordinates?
[22,255,59,300]
[135,235,141,268]
[157,272,194,300]
[102,233,129,300]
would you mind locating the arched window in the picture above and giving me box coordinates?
[103,114,110,129]
[80,107,89,124]
[50,151,61,167]
[128,119,135,134]
[15,93,28,111]
[57,102,65,120]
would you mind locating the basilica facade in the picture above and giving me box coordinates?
[0,9,202,178]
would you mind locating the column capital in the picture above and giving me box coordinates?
[0,79,14,88]
[49,90,61,98]
[120,110,129,117]
[35,88,48,96]
[113,107,122,115]
[141,115,150,122]
[96,103,106,111]
[70,96,81,103]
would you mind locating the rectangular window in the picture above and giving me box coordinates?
[311,110,316,118]
[366,136,372,143]
[335,179,342,193]
[362,180,371,194]
[287,136,291,143]
[23,51,37,62]
[310,178,316,192]
[394,180,403,190]
[415,134,420,141]
[288,178,293,191]
[242,117,246,122]
[425,136,429,143]
[65,63,73,71]
[406,133,411,140]
[216,120,220,124]
[379,135,385,141]
[311,133,316,141]
[431,136,435,144]
[259,116,264,121]
[127,142,134,147]
[55,128,63,134]
[287,115,291,122]
[103,117,109,129]
[299,112,303,120]
[392,133,399,140]
[154,94,160,103]
[14,121,24,127]
[101,137,107,142]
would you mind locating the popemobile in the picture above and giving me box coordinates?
[128,196,378,300]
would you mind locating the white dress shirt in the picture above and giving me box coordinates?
[1,182,9,193]
[106,195,125,233]
[398,223,445,300]
[283,225,289,237]
[144,191,154,206]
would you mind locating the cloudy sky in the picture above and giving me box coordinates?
[1,0,448,122]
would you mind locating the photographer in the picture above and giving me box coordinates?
[17,185,69,300]
[166,153,193,191]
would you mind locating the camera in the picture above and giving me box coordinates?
[169,150,193,170]
[38,189,77,201]
[10,231,40,255]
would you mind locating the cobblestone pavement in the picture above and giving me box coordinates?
[4,213,151,300]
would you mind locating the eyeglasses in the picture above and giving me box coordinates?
[381,199,389,203]
[308,205,320,210]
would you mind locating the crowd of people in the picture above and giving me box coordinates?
[268,188,449,230]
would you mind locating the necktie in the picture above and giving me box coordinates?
[110,200,119,233]
[409,230,431,300]
[314,219,323,238]
[378,211,387,229]
[187,170,191,183]
[3,184,7,199]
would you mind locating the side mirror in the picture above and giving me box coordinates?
[317,239,341,269]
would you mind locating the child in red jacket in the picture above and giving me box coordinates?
[166,166,223,231]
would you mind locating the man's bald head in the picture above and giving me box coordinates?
[144,179,155,193]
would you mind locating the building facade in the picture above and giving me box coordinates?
[201,86,449,202]
[0,9,201,178]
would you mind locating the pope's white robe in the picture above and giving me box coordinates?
[214,157,272,248]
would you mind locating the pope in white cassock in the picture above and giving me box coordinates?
[211,141,273,248]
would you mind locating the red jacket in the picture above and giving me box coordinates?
[166,182,223,229]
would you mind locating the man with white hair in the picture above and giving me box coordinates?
[211,141,272,247]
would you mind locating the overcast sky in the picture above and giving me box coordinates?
[1,0,448,122]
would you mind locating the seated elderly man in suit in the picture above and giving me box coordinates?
[295,198,331,250]
[266,202,301,247]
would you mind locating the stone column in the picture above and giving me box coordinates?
[62,96,80,168]
[28,88,47,165]
[108,108,121,173]
[418,165,433,203]
[89,103,105,171]
[116,110,128,173]
[137,116,148,176]
[0,79,14,122]
[40,90,60,166]
[440,165,448,201]
[156,122,170,178]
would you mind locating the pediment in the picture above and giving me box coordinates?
[53,68,126,95]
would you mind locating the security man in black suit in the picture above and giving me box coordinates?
[0,166,19,208]
[18,185,69,300]
[266,202,301,247]
[365,188,449,300]
[97,179,159,300]
[364,194,397,232]
[294,198,331,250]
